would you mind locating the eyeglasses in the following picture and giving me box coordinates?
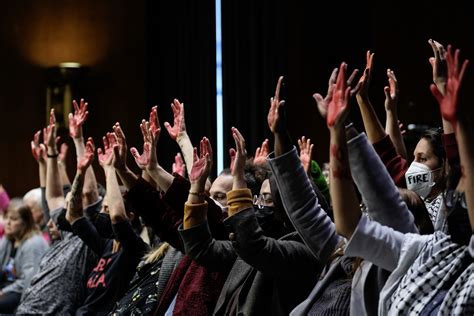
[443,190,467,212]
[253,194,273,209]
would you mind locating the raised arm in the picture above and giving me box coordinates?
[130,106,174,192]
[172,152,186,177]
[69,99,99,206]
[164,99,194,175]
[31,130,47,187]
[45,110,65,211]
[179,137,237,270]
[355,51,387,144]
[112,123,138,190]
[384,69,408,159]
[58,142,71,186]
[431,45,472,227]
[326,62,361,238]
[65,138,95,225]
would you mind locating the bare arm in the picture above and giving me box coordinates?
[164,99,194,175]
[326,63,361,238]
[384,69,408,159]
[356,51,387,144]
[69,99,99,206]
[31,130,47,187]
[58,143,71,186]
[45,110,65,211]
[131,107,174,192]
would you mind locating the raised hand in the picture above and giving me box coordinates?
[229,148,236,173]
[68,99,89,139]
[298,136,314,173]
[31,130,47,163]
[172,152,186,176]
[77,138,95,172]
[428,39,448,96]
[231,127,247,183]
[148,106,161,143]
[384,69,399,112]
[253,139,269,165]
[267,76,286,133]
[189,137,213,187]
[112,123,128,171]
[44,109,58,154]
[314,67,360,118]
[164,99,186,141]
[356,50,375,100]
[327,62,351,128]
[130,142,152,170]
[97,133,119,168]
[430,45,469,126]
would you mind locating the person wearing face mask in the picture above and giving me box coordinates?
[404,128,448,230]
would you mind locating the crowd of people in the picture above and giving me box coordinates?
[0,39,472,315]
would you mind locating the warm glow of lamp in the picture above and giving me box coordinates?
[10,2,113,67]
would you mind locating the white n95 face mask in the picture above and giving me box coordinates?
[405,162,436,199]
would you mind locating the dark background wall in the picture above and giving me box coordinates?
[1,0,473,197]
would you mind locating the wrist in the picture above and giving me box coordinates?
[47,152,59,158]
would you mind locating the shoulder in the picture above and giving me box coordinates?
[21,234,49,250]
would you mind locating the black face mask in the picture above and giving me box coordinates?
[93,213,114,239]
[447,202,472,246]
[255,206,286,239]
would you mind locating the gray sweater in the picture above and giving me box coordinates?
[0,234,49,294]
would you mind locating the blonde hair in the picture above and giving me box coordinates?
[143,242,170,265]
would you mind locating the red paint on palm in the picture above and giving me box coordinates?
[327,63,350,127]
[78,138,95,171]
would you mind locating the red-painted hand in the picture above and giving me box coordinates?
[430,45,469,125]
[327,62,351,128]
[98,133,118,167]
[172,152,186,176]
[253,139,269,165]
[69,99,89,139]
[31,130,47,163]
[164,99,186,141]
[77,138,95,172]
[189,137,212,186]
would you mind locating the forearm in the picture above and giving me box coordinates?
[456,123,474,229]
[39,163,46,187]
[73,137,85,158]
[347,131,417,233]
[177,132,194,175]
[268,147,340,262]
[46,155,64,210]
[66,169,86,224]
[58,162,71,186]
[329,127,360,238]
[184,183,207,229]
[82,166,99,206]
[357,95,386,144]
[142,170,160,191]
[147,165,174,193]
[179,221,237,271]
[106,167,127,224]
[385,110,408,159]
[274,130,292,157]
[115,166,138,190]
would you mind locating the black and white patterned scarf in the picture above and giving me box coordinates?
[389,232,473,315]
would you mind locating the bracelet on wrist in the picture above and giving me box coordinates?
[47,153,59,158]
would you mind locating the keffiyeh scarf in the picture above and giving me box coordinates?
[389,232,473,315]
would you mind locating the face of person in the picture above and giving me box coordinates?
[25,198,44,226]
[413,138,441,171]
[209,174,233,206]
[5,210,25,239]
[47,219,60,241]
[259,179,274,207]
[413,138,443,184]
